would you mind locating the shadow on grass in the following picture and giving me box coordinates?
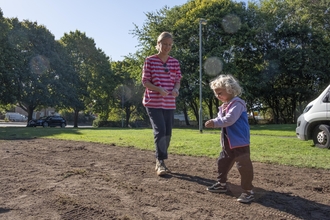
[0,127,86,140]
[250,124,296,132]
[169,172,330,220]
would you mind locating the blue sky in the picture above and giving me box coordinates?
[1,0,248,61]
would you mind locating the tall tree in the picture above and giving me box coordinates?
[256,0,330,123]
[6,18,73,123]
[111,58,145,127]
[133,0,255,123]
[88,49,115,121]
[60,31,114,127]
[0,9,18,105]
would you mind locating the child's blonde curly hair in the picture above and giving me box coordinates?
[209,74,242,96]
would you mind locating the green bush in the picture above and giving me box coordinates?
[92,119,122,127]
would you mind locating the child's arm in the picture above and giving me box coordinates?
[205,119,215,128]
[210,101,245,128]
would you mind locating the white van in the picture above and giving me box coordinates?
[5,112,28,122]
[296,84,330,148]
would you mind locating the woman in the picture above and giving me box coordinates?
[142,32,182,176]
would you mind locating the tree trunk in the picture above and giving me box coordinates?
[183,105,190,126]
[74,109,79,128]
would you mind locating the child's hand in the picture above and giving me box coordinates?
[205,120,214,128]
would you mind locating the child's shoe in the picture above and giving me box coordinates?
[206,182,227,193]
[237,191,254,203]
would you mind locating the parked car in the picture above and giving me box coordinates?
[28,116,67,128]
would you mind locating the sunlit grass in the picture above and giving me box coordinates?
[0,124,329,169]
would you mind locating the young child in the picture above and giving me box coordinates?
[204,74,254,203]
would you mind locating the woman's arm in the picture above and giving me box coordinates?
[143,81,169,97]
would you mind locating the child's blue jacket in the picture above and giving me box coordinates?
[212,96,250,149]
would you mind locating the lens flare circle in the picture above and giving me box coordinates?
[204,57,223,76]
[30,55,50,75]
[222,14,241,34]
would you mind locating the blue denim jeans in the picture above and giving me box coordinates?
[146,108,174,160]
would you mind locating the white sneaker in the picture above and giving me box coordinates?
[155,159,166,176]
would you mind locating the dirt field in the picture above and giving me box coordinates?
[0,138,329,220]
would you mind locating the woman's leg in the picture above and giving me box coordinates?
[146,107,167,160]
[163,109,174,155]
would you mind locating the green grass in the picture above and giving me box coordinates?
[0,124,329,169]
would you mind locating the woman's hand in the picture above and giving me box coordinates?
[159,87,169,96]
[171,88,179,97]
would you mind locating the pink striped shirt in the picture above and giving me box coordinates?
[142,55,182,109]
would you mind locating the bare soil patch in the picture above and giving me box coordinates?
[0,139,329,220]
